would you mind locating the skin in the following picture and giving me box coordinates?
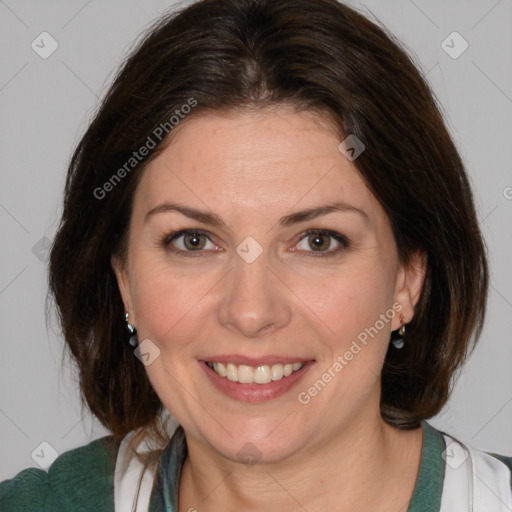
[112,105,427,512]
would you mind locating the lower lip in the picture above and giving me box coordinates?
[200,360,315,402]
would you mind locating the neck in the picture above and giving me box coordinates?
[177,408,423,512]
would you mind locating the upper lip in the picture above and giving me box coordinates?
[200,355,314,366]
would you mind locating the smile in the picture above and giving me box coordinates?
[200,358,315,402]
[206,361,304,384]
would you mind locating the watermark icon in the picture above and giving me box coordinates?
[297,302,403,405]
[237,442,263,465]
[93,98,197,200]
[31,237,52,262]
[31,32,59,59]
[441,31,469,59]
[134,338,161,366]
[503,187,512,200]
[31,441,59,469]
[338,134,365,161]
[442,441,468,469]
[236,236,263,263]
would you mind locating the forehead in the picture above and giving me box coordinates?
[133,108,384,228]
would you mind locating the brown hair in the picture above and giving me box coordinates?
[48,0,488,444]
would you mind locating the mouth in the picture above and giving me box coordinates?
[200,357,315,402]
[205,361,304,384]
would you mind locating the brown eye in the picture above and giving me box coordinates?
[294,229,349,256]
[307,233,331,251]
[182,232,207,250]
[162,229,217,255]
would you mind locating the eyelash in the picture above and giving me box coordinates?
[159,229,350,258]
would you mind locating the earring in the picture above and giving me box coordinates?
[391,314,406,349]
[125,312,138,347]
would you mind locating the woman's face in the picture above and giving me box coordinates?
[113,106,425,463]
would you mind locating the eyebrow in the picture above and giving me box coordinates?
[144,200,371,228]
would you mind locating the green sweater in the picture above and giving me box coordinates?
[1,421,511,511]
[0,436,120,512]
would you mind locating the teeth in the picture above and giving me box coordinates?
[254,365,270,384]
[270,364,283,381]
[213,362,226,377]
[226,363,238,382]
[207,361,304,384]
[238,365,253,383]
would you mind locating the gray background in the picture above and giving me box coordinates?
[1,0,511,480]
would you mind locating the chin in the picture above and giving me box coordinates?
[195,416,310,465]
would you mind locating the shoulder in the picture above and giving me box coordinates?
[0,435,121,512]
[433,424,512,509]
[489,452,512,472]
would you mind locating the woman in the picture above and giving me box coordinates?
[1,0,510,510]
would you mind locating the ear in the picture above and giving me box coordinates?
[111,253,135,324]
[392,250,427,330]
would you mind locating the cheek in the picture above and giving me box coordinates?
[129,258,217,347]
[310,259,395,335]
[304,263,397,395]
[303,267,397,394]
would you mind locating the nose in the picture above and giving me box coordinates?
[216,248,292,339]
